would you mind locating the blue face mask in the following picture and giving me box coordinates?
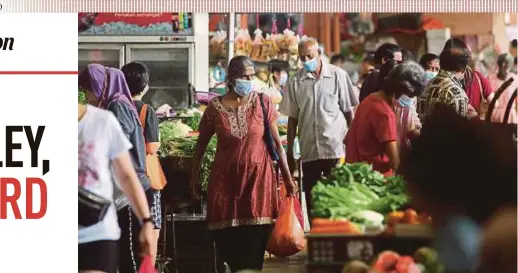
[303,57,318,72]
[233,79,254,97]
[397,94,414,108]
[434,215,482,272]
[279,72,288,86]
[425,71,438,81]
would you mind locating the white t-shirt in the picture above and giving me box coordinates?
[78,105,132,244]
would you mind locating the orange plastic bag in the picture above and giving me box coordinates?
[266,197,306,257]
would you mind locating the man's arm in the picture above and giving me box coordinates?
[338,70,358,127]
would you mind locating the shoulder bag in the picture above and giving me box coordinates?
[259,93,280,162]
[139,103,168,190]
[78,186,111,227]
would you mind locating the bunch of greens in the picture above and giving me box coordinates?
[78,89,87,105]
[186,112,202,131]
[158,119,217,192]
[311,163,409,220]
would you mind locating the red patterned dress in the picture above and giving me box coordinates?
[198,92,279,230]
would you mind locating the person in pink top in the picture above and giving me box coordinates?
[345,61,426,176]
[488,54,517,124]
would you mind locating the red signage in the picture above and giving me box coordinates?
[78,13,175,26]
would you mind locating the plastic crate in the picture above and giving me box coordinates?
[306,233,432,264]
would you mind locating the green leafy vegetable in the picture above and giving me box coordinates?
[186,112,202,131]
[311,163,410,224]
[78,90,87,105]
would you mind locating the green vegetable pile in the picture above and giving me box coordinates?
[312,163,409,221]
[158,119,217,192]
[79,90,87,105]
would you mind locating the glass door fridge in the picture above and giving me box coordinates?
[78,44,124,71]
[125,44,194,110]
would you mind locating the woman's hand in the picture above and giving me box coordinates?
[283,176,299,197]
[139,222,155,257]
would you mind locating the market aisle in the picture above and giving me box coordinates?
[263,251,307,273]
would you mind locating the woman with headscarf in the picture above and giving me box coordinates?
[190,56,298,272]
[78,102,153,273]
[487,54,517,124]
[78,64,157,273]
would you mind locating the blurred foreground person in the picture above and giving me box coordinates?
[79,64,157,273]
[359,43,402,102]
[122,61,163,266]
[190,56,297,272]
[279,38,357,220]
[487,54,517,123]
[399,105,517,273]
[346,61,426,176]
[78,103,153,273]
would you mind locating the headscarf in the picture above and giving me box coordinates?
[79,63,140,124]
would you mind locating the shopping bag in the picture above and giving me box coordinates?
[266,197,306,257]
[278,184,304,229]
[138,255,157,273]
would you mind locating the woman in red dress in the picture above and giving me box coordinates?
[190,56,297,272]
[345,61,426,176]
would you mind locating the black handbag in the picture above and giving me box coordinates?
[78,186,111,227]
[259,93,280,161]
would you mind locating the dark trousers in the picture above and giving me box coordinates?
[213,225,272,273]
[117,206,142,273]
[302,159,340,222]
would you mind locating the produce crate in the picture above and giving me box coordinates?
[306,233,432,265]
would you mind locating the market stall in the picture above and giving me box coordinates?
[306,163,441,273]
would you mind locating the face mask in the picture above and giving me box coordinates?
[279,72,288,86]
[397,94,414,108]
[233,79,254,97]
[425,71,438,81]
[303,57,318,72]
[434,215,482,272]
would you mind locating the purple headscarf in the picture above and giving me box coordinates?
[80,63,140,125]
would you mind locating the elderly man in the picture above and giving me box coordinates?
[279,38,358,220]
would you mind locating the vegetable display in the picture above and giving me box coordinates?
[311,163,409,226]
[158,119,217,192]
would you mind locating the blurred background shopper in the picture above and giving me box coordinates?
[359,43,402,102]
[122,62,163,267]
[487,54,517,123]
[419,53,440,84]
[79,64,158,273]
[78,103,154,273]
